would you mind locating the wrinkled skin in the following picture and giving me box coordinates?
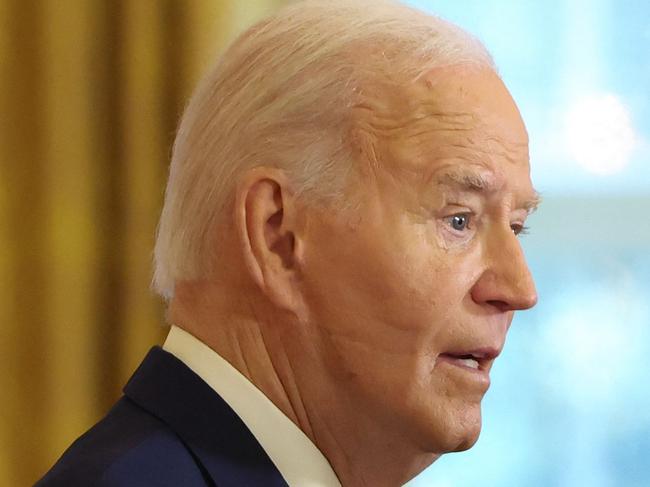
[172,65,539,487]
[294,65,538,479]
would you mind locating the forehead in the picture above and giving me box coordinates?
[354,65,532,194]
[418,65,527,133]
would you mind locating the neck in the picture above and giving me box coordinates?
[169,284,439,486]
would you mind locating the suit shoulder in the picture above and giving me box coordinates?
[36,397,210,487]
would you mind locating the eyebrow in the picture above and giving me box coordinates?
[438,170,498,192]
[436,169,542,213]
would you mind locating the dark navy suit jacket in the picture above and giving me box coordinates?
[36,347,289,486]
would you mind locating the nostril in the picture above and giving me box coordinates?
[486,299,509,312]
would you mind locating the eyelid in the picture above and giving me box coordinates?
[444,212,472,227]
[440,202,475,215]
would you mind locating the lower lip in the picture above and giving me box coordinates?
[436,355,491,390]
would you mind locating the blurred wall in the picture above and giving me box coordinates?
[0,1,284,484]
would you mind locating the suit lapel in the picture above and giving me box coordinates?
[124,347,289,487]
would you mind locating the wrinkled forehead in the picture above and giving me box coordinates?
[359,65,526,136]
[348,65,535,209]
[352,65,530,178]
[421,65,527,136]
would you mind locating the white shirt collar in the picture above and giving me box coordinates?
[163,325,342,487]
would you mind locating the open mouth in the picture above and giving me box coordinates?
[437,348,499,372]
[450,355,480,370]
[438,353,481,371]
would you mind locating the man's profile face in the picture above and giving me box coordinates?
[298,66,538,454]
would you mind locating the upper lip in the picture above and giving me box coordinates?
[439,347,501,370]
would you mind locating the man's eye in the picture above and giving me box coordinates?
[447,214,471,231]
[511,223,530,236]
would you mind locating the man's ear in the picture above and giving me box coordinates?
[234,167,305,314]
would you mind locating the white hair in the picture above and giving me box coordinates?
[153,0,496,300]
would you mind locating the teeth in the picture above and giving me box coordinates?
[457,358,479,369]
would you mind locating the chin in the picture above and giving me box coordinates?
[436,416,482,453]
[418,403,483,454]
[449,424,482,452]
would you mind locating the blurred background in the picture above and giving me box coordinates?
[0,0,648,485]
[0,1,283,484]
[404,1,650,486]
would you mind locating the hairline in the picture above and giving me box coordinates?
[152,0,500,300]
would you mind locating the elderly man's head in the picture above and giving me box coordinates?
[154,0,538,485]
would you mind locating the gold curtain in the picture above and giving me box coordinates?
[0,1,283,484]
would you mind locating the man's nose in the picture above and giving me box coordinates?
[471,226,538,312]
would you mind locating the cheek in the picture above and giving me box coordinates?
[301,193,487,380]
[382,223,479,330]
[303,214,473,357]
[302,216,487,436]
